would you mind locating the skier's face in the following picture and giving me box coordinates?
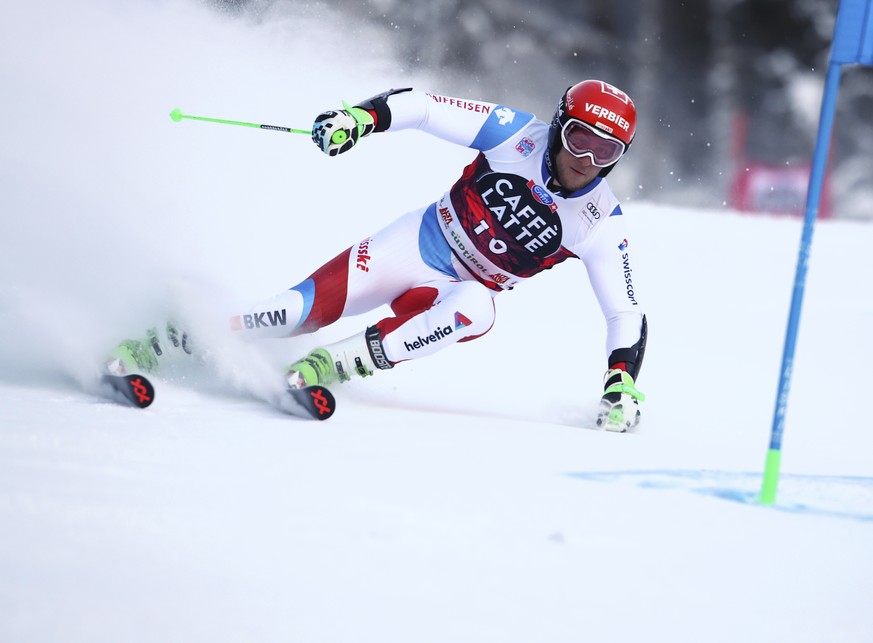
[554,146,600,191]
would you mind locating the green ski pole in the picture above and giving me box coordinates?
[169,108,312,135]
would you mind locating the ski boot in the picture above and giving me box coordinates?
[106,322,193,376]
[285,348,339,390]
[596,368,645,432]
[284,329,390,390]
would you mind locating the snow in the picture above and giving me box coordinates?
[1,1,872,642]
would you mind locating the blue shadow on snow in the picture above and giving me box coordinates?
[565,470,873,523]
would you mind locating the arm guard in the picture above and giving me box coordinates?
[354,88,413,133]
[607,314,647,380]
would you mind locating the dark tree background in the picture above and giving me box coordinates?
[214,0,872,218]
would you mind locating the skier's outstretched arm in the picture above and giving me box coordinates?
[310,88,536,155]
[580,214,648,432]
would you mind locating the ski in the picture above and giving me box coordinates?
[101,373,156,409]
[101,345,334,419]
[284,385,336,421]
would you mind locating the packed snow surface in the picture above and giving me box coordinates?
[1,2,871,641]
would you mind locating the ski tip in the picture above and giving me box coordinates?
[286,385,336,420]
[102,374,155,409]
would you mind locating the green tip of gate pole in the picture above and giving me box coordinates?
[759,448,782,505]
[170,108,184,123]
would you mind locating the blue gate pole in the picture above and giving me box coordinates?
[759,63,843,505]
[760,0,873,505]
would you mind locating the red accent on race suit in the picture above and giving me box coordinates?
[373,284,494,360]
[374,286,441,337]
[293,248,352,334]
[449,153,576,280]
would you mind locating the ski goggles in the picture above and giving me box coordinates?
[560,118,627,167]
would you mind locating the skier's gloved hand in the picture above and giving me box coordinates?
[311,103,375,156]
[596,368,645,432]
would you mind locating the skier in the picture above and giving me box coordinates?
[112,80,648,430]
[229,80,648,431]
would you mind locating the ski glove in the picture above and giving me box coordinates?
[596,368,646,432]
[311,103,375,156]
